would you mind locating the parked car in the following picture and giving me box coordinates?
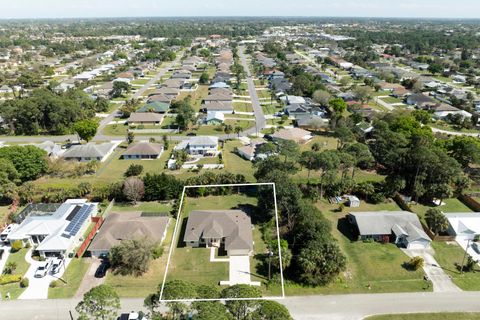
[94,260,110,278]
[34,261,51,278]
[472,242,480,254]
[50,258,64,274]
[0,224,19,242]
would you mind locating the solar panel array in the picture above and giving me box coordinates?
[62,204,93,238]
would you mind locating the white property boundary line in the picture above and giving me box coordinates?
[159,182,285,302]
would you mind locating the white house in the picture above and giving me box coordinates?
[7,199,98,258]
[174,136,219,156]
[444,212,480,241]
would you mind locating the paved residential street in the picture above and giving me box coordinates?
[238,46,266,135]
[3,292,480,319]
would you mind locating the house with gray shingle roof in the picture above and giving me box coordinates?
[122,142,164,160]
[62,142,117,162]
[348,211,431,249]
[89,211,170,258]
[183,210,253,256]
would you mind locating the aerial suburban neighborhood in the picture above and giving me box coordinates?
[1,1,480,320]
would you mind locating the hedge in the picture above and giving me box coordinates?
[0,274,22,285]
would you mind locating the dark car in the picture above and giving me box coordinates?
[95,260,110,278]
[186,132,197,136]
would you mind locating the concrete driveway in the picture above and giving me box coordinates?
[19,251,71,300]
[403,248,461,293]
[75,258,104,298]
[220,255,260,286]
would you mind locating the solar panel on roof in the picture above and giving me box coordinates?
[63,204,93,237]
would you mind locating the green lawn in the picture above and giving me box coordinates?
[131,79,150,85]
[0,248,31,299]
[161,116,177,129]
[103,123,128,136]
[430,122,480,134]
[223,141,256,182]
[380,97,403,104]
[233,102,254,112]
[0,205,11,225]
[367,313,480,320]
[431,241,480,290]
[410,198,472,222]
[277,200,430,296]
[48,258,91,299]
[261,103,283,115]
[110,201,173,214]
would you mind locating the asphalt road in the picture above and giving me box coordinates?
[3,292,480,320]
[238,46,266,135]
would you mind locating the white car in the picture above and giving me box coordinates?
[34,261,51,278]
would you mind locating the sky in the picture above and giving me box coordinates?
[1,0,480,19]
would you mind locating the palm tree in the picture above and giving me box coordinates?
[234,126,243,138]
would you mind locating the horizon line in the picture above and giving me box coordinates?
[1,15,480,21]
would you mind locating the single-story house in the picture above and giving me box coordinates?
[122,142,164,160]
[174,136,219,156]
[444,212,480,241]
[183,210,253,256]
[172,70,192,79]
[204,93,232,105]
[152,87,180,99]
[128,112,164,126]
[236,139,268,161]
[163,78,185,89]
[148,93,172,104]
[62,142,117,162]
[7,199,98,258]
[295,115,329,130]
[136,101,170,114]
[406,93,436,108]
[89,212,170,258]
[348,211,431,249]
[0,85,13,94]
[205,101,234,114]
[206,111,225,125]
[432,104,472,119]
[271,128,313,144]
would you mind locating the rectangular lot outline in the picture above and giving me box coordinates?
[159,182,285,302]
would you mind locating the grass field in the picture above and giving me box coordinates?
[110,201,173,214]
[48,258,90,299]
[103,123,128,136]
[367,313,480,320]
[0,248,30,299]
[233,102,254,113]
[431,241,480,291]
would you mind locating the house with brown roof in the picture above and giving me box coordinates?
[183,210,253,256]
[127,113,164,126]
[89,212,170,257]
[122,142,164,160]
[271,128,313,144]
[148,93,172,104]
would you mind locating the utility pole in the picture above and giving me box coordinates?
[460,239,471,274]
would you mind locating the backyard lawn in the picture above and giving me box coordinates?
[431,241,480,291]
[410,198,472,222]
[0,248,30,299]
[222,141,256,182]
[48,258,90,299]
[367,313,480,320]
[110,201,173,214]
